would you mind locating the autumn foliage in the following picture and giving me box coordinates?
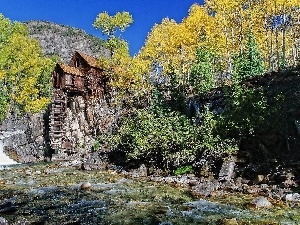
[138,0,300,88]
[96,1,300,169]
[93,11,151,106]
[0,14,55,121]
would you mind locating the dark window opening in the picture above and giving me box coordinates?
[75,58,80,68]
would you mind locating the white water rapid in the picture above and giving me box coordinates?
[0,138,19,167]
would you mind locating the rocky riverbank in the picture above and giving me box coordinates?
[57,147,300,203]
[1,111,300,224]
[0,162,300,225]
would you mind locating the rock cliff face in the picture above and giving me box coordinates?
[187,68,300,188]
[0,112,48,163]
[24,20,109,63]
[52,96,118,161]
[240,69,300,162]
[0,96,119,164]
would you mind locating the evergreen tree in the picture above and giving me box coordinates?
[189,47,216,94]
[234,31,265,80]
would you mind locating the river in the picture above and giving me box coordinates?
[0,139,19,167]
[0,162,300,224]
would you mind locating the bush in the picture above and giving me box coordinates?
[100,104,238,170]
[219,84,270,139]
[174,165,194,176]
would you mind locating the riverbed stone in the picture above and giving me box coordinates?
[0,217,8,225]
[131,164,148,177]
[80,182,92,190]
[221,218,238,225]
[0,206,17,214]
[0,201,17,213]
[29,186,60,195]
[250,196,272,208]
[284,193,300,202]
[81,152,108,170]
[191,180,221,197]
[25,170,32,176]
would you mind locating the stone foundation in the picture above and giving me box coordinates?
[0,96,119,163]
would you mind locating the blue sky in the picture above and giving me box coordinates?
[0,0,204,55]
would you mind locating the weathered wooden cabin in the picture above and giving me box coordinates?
[50,52,108,152]
[52,63,85,92]
[52,51,108,100]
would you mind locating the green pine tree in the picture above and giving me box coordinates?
[234,31,265,80]
[189,47,217,94]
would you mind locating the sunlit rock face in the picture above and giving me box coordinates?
[25,20,109,63]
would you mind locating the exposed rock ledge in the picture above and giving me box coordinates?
[0,113,48,163]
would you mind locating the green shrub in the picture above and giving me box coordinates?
[219,84,270,139]
[93,139,100,151]
[174,165,194,176]
[101,103,238,169]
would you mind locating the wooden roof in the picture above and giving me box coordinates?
[76,51,100,69]
[58,63,84,76]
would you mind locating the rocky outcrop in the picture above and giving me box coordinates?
[186,68,300,188]
[24,21,109,63]
[250,196,272,208]
[51,96,118,161]
[218,156,236,181]
[0,112,48,163]
[284,193,300,202]
[0,96,118,163]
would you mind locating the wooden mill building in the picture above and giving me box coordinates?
[52,51,108,99]
[50,52,108,151]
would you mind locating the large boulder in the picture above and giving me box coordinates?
[283,193,300,202]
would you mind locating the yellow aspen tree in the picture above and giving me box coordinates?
[94,11,151,106]
[0,15,55,114]
[205,0,244,72]
[138,0,300,88]
[139,19,180,77]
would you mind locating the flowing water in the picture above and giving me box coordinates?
[0,163,300,224]
[0,139,19,169]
